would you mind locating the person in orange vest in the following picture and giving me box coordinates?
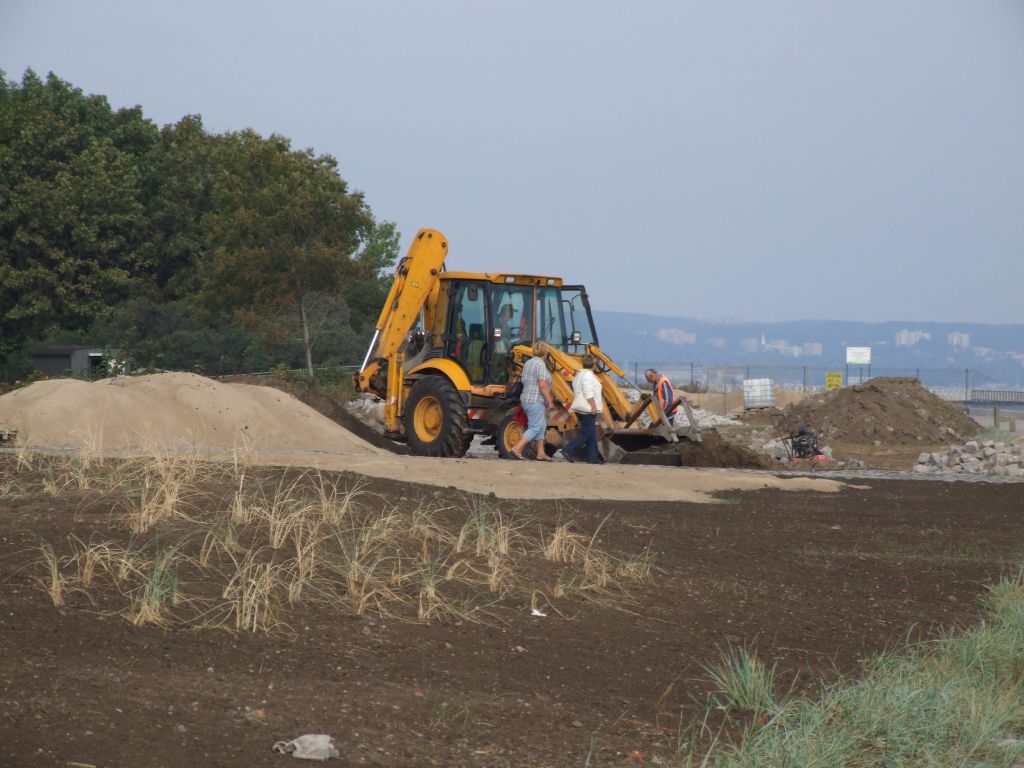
[645,368,679,426]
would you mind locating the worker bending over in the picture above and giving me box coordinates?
[645,368,679,426]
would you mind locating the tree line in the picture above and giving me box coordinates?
[0,69,398,380]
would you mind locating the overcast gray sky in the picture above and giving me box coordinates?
[3,1,1023,323]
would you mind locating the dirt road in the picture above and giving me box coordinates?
[238,449,844,502]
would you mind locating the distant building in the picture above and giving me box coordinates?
[32,346,121,378]
[948,332,970,349]
[764,339,801,357]
[895,330,931,348]
[740,338,760,353]
[657,328,696,346]
[801,342,823,357]
[707,337,726,349]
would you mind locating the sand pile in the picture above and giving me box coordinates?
[0,372,381,455]
[222,375,407,455]
[774,377,979,446]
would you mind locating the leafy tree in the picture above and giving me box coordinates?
[0,70,154,356]
[137,115,219,299]
[0,69,398,381]
[197,130,376,375]
[345,220,401,335]
[82,297,303,374]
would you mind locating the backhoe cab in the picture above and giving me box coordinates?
[354,228,697,460]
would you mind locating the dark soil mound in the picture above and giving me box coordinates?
[622,429,774,469]
[221,375,408,454]
[775,377,978,446]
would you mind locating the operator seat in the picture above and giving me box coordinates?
[464,323,486,383]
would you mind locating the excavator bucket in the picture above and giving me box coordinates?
[598,436,628,463]
[600,390,702,463]
[598,426,699,463]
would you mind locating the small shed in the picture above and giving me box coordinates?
[32,346,121,379]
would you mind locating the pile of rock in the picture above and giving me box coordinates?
[689,407,740,428]
[753,436,794,460]
[913,438,1024,477]
[345,394,386,434]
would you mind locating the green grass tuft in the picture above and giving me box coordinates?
[684,568,1024,767]
[704,648,780,714]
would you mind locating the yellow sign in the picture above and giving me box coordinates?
[825,371,842,390]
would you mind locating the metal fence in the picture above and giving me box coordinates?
[208,361,1024,415]
[613,362,1014,401]
[970,389,1024,406]
[208,364,360,380]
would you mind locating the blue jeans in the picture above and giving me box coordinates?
[522,401,548,442]
[563,412,599,463]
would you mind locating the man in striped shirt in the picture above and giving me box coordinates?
[510,341,556,461]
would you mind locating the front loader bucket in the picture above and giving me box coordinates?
[598,436,628,464]
[597,428,698,464]
[567,429,666,464]
[615,432,695,467]
[607,431,667,453]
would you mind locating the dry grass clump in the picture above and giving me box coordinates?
[116,449,209,533]
[14,430,35,472]
[222,548,286,632]
[36,539,65,607]
[543,522,588,563]
[23,449,656,634]
[69,535,126,587]
[128,546,186,627]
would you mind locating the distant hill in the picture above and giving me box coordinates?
[591,311,1024,388]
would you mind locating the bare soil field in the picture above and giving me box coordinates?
[1,456,1021,768]
[1,373,1020,766]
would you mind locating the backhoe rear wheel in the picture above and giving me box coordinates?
[495,410,558,460]
[404,375,471,458]
[495,410,531,460]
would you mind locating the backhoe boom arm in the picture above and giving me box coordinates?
[354,229,448,398]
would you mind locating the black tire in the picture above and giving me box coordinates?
[495,410,532,460]
[404,375,471,458]
[494,410,558,460]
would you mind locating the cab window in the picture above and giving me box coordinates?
[489,285,533,345]
[535,286,567,350]
[560,286,597,348]
[446,283,488,384]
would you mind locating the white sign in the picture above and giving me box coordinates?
[846,346,871,365]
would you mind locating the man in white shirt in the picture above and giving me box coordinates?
[561,353,603,464]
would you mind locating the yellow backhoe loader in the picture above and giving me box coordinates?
[354,228,699,461]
